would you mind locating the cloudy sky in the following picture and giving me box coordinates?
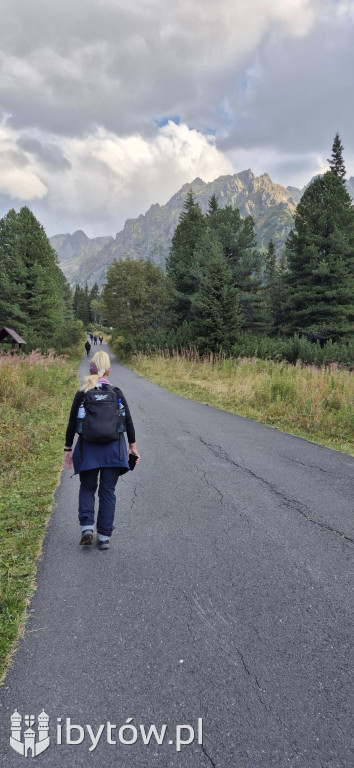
[0,0,353,237]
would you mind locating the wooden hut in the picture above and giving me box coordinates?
[0,327,26,353]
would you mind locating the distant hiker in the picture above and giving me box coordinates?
[63,350,140,550]
[93,335,98,345]
[84,340,91,356]
[99,335,103,345]
[90,333,93,342]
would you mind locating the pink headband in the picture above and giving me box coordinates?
[89,363,98,374]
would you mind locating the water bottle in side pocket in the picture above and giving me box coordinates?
[117,398,126,434]
[76,402,86,435]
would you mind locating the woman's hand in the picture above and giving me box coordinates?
[128,443,140,464]
[63,448,73,470]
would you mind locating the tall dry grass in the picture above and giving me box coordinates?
[130,352,354,455]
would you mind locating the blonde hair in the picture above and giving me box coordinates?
[81,350,111,393]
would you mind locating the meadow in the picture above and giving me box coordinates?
[129,352,354,456]
[0,350,80,682]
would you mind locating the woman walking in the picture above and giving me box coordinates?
[63,351,140,550]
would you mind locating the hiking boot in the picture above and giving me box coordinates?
[80,530,93,545]
[98,538,110,551]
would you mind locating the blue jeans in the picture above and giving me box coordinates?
[78,467,121,537]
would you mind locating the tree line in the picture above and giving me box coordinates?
[72,282,106,327]
[1,134,353,363]
[104,135,354,363]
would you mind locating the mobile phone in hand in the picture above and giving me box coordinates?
[129,452,138,471]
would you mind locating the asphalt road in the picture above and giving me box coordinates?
[0,346,353,768]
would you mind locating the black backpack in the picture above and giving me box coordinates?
[80,385,122,444]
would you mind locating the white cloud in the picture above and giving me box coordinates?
[54,122,235,232]
[0,122,47,199]
[336,1,354,19]
[0,167,47,200]
[0,121,234,235]
[0,0,353,236]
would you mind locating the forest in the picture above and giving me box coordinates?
[0,135,353,366]
[103,136,354,367]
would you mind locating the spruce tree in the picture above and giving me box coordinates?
[283,172,354,340]
[0,209,27,333]
[90,282,100,303]
[264,239,276,284]
[207,193,219,216]
[73,285,80,317]
[18,206,63,346]
[191,236,240,354]
[89,283,100,324]
[166,190,206,323]
[327,132,346,181]
[0,206,76,350]
[58,273,74,325]
[207,206,264,331]
[263,239,277,331]
[54,271,76,346]
[272,252,289,333]
[75,283,91,327]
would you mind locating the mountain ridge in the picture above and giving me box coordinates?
[51,171,354,288]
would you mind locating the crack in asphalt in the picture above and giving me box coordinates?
[199,468,224,504]
[167,433,226,506]
[195,436,354,545]
[200,740,217,767]
[232,644,281,722]
[130,486,138,511]
[280,454,353,479]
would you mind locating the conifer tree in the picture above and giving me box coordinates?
[89,283,100,324]
[18,207,63,344]
[191,236,240,354]
[73,285,80,317]
[264,239,276,284]
[75,283,91,326]
[207,193,219,216]
[166,189,206,322]
[283,172,354,340]
[0,209,27,333]
[327,132,346,181]
[55,271,75,327]
[263,239,277,330]
[272,251,289,333]
[0,206,76,349]
[90,283,100,303]
[207,206,264,330]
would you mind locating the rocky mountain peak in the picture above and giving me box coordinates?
[236,169,254,182]
[52,169,300,288]
[71,230,89,244]
[52,170,354,289]
[189,177,205,186]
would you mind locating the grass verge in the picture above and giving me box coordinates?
[129,353,354,456]
[0,348,81,683]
